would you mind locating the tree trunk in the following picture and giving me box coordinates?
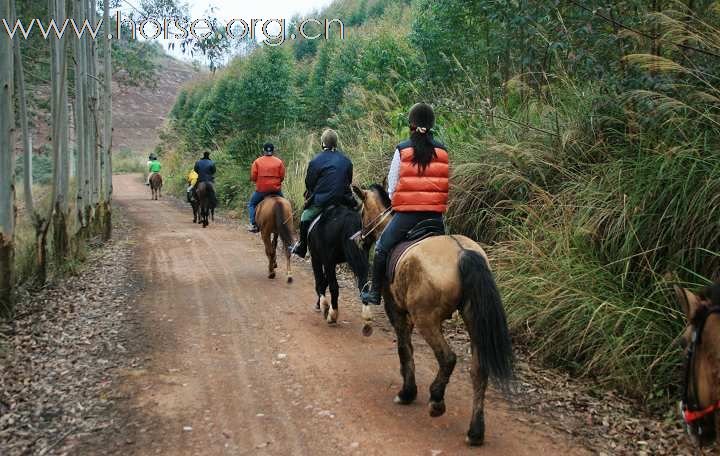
[72,0,89,254]
[0,0,16,315]
[51,0,70,264]
[101,0,113,240]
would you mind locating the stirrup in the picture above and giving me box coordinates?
[290,241,306,258]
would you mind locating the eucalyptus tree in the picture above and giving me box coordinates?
[100,0,113,240]
[0,0,16,314]
[50,0,70,262]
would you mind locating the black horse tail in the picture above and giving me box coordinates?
[458,249,513,388]
[273,200,293,251]
[342,210,368,289]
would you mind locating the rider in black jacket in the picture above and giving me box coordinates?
[291,129,355,258]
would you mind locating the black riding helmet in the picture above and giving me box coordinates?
[263,143,275,156]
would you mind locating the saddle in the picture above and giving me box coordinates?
[308,205,335,237]
[387,219,446,282]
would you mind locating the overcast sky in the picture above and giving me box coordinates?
[186,0,334,23]
[157,0,335,62]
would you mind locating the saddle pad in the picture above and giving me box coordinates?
[386,233,436,282]
[308,213,324,237]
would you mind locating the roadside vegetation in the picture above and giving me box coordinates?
[159,0,720,411]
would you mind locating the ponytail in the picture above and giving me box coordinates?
[410,128,436,174]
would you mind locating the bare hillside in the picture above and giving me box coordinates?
[112,56,197,155]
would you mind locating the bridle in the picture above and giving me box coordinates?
[682,304,720,431]
[350,202,392,242]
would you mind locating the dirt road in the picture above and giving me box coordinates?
[108,174,588,456]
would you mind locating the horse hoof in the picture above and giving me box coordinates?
[393,395,415,405]
[287,276,293,284]
[268,273,276,279]
[428,401,446,417]
[314,303,321,312]
[362,324,373,337]
[465,435,484,447]
[327,308,338,324]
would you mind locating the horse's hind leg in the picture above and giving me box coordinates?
[460,310,488,446]
[385,300,417,404]
[263,232,276,279]
[325,264,339,324]
[311,255,328,315]
[417,320,457,418]
[271,234,278,270]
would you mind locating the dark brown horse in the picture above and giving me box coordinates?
[149,173,163,200]
[255,196,294,282]
[675,282,720,447]
[353,184,513,446]
[195,181,216,228]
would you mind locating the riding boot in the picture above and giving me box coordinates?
[291,220,310,258]
[362,249,387,305]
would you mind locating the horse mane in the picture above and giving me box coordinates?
[699,282,720,308]
[370,184,391,209]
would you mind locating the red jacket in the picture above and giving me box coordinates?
[251,155,285,193]
[392,142,449,213]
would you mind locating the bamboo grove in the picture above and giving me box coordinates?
[0,0,114,315]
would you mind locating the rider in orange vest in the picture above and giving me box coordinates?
[361,103,449,305]
[248,143,285,233]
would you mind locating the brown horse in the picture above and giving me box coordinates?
[675,282,720,447]
[353,184,513,446]
[149,173,163,200]
[255,196,294,282]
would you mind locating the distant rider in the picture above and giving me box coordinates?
[291,129,356,259]
[146,153,159,185]
[147,154,161,185]
[186,169,199,203]
[361,103,449,305]
[194,151,217,208]
[247,143,286,233]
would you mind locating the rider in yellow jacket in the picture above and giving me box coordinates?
[187,169,199,202]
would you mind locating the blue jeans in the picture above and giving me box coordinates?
[248,191,283,225]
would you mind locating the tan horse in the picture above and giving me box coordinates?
[255,196,294,282]
[149,173,163,200]
[353,184,513,446]
[675,283,720,447]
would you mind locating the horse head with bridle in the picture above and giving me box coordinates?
[255,196,295,282]
[676,282,720,447]
[352,183,514,446]
[195,181,216,228]
[149,173,163,200]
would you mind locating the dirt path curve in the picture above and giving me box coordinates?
[109,174,589,456]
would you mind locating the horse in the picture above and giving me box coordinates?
[255,196,295,282]
[307,205,370,325]
[675,282,720,447]
[149,173,163,200]
[352,184,513,446]
[195,181,216,228]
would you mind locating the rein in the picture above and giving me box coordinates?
[350,207,392,242]
[682,304,720,426]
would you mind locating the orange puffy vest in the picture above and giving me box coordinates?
[251,155,285,193]
[391,143,449,213]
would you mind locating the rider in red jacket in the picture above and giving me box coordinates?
[248,143,285,232]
